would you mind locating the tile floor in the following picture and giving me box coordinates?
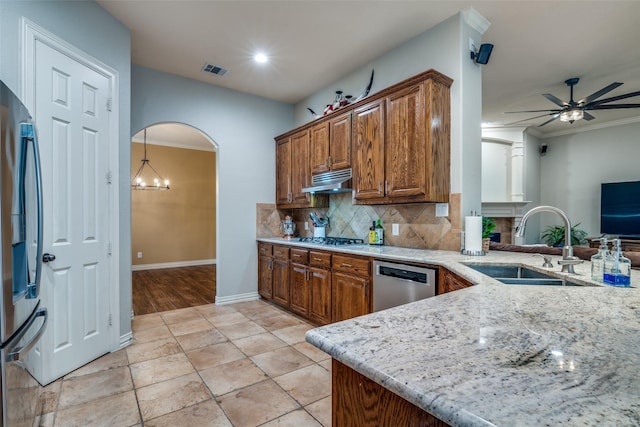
[39,300,332,426]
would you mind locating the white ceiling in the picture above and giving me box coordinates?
[102,0,640,141]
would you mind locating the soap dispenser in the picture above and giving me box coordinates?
[603,239,631,287]
[590,238,608,282]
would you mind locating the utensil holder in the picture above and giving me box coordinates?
[313,226,326,238]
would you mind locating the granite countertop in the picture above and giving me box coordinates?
[257,238,640,426]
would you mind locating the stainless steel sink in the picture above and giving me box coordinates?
[462,263,595,287]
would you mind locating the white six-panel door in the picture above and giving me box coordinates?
[23,22,116,385]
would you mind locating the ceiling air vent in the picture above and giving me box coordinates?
[202,63,229,77]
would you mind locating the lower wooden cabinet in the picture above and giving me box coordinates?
[331,271,369,322]
[289,263,310,317]
[258,255,273,299]
[309,267,332,325]
[272,258,290,306]
[440,268,474,294]
[332,359,450,427]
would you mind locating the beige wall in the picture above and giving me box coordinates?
[132,143,216,265]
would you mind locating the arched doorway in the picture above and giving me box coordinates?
[130,122,218,314]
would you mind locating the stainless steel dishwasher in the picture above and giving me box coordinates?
[373,260,437,311]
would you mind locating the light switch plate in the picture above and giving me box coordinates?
[436,203,449,217]
[392,224,399,236]
[304,221,309,230]
[137,252,143,259]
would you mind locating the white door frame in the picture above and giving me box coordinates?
[21,18,121,350]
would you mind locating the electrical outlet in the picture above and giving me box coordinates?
[436,203,449,217]
[137,252,143,259]
[469,37,476,54]
[304,221,309,230]
[392,224,399,236]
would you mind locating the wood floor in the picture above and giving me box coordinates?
[132,264,216,315]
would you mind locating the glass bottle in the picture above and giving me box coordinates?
[375,219,384,246]
[369,221,377,245]
[590,238,608,282]
[603,239,631,287]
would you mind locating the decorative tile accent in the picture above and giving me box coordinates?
[256,193,462,250]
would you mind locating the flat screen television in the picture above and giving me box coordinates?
[600,180,640,238]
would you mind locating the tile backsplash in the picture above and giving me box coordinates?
[257,193,461,251]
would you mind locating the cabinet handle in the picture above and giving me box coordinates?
[313,257,322,261]
[341,263,352,267]
[378,181,382,194]
[385,180,388,194]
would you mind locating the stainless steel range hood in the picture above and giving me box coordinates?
[302,168,352,194]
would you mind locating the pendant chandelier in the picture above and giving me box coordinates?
[131,128,170,190]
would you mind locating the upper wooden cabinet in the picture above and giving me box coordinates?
[310,111,352,174]
[276,130,328,209]
[352,72,452,204]
[275,69,452,207]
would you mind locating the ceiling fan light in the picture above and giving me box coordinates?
[560,109,584,122]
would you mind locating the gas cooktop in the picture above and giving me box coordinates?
[298,237,365,246]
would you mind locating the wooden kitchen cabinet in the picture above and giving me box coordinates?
[275,131,328,209]
[333,359,450,427]
[257,243,273,299]
[272,245,290,306]
[309,266,332,325]
[439,268,474,294]
[310,111,352,174]
[352,99,385,200]
[352,71,452,205]
[289,262,310,316]
[332,254,371,322]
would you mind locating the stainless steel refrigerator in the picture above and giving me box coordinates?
[0,81,47,426]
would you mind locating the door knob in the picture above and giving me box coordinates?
[42,253,56,263]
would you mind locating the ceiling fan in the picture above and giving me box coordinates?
[505,77,640,127]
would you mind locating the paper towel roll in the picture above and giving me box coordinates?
[464,216,483,253]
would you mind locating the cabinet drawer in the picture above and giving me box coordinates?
[290,248,309,264]
[332,254,370,277]
[258,242,273,256]
[273,245,290,260]
[309,251,331,268]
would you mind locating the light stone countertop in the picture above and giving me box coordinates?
[257,237,640,426]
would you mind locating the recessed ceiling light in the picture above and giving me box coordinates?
[254,53,268,64]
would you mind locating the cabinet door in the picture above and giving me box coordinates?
[290,129,311,206]
[332,271,369,322]
[440,270,473,294]
[275,137,291,205]
[330,112,352,171]
[289,263,309,317]
[258,256,273,299]
[310,122,330,174]
[352,99,385,201]
[273,259,290,307]
[309,267,331,325]
[385,83,426,199]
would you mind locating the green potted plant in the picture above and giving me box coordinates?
[482,217,496,252]
[541,223,588,247]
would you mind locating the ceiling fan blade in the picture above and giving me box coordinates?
[505,112,558,126]
[543,93,569,108]
[578,82,623,105]
[583,111,596,121]
[504,109,562,114]
[587,103,640,110]
[538,114,561,127]
[587,90,640,107]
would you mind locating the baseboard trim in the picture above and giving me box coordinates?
[215,292,260,305]
[119,332,133,350]
[131,259,216,271]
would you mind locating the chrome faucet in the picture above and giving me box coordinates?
[515,205,583,274]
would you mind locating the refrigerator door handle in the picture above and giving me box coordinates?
[23,124,44,299]
[5,307,47,363]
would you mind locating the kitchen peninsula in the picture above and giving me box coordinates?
[279,240,640,426]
